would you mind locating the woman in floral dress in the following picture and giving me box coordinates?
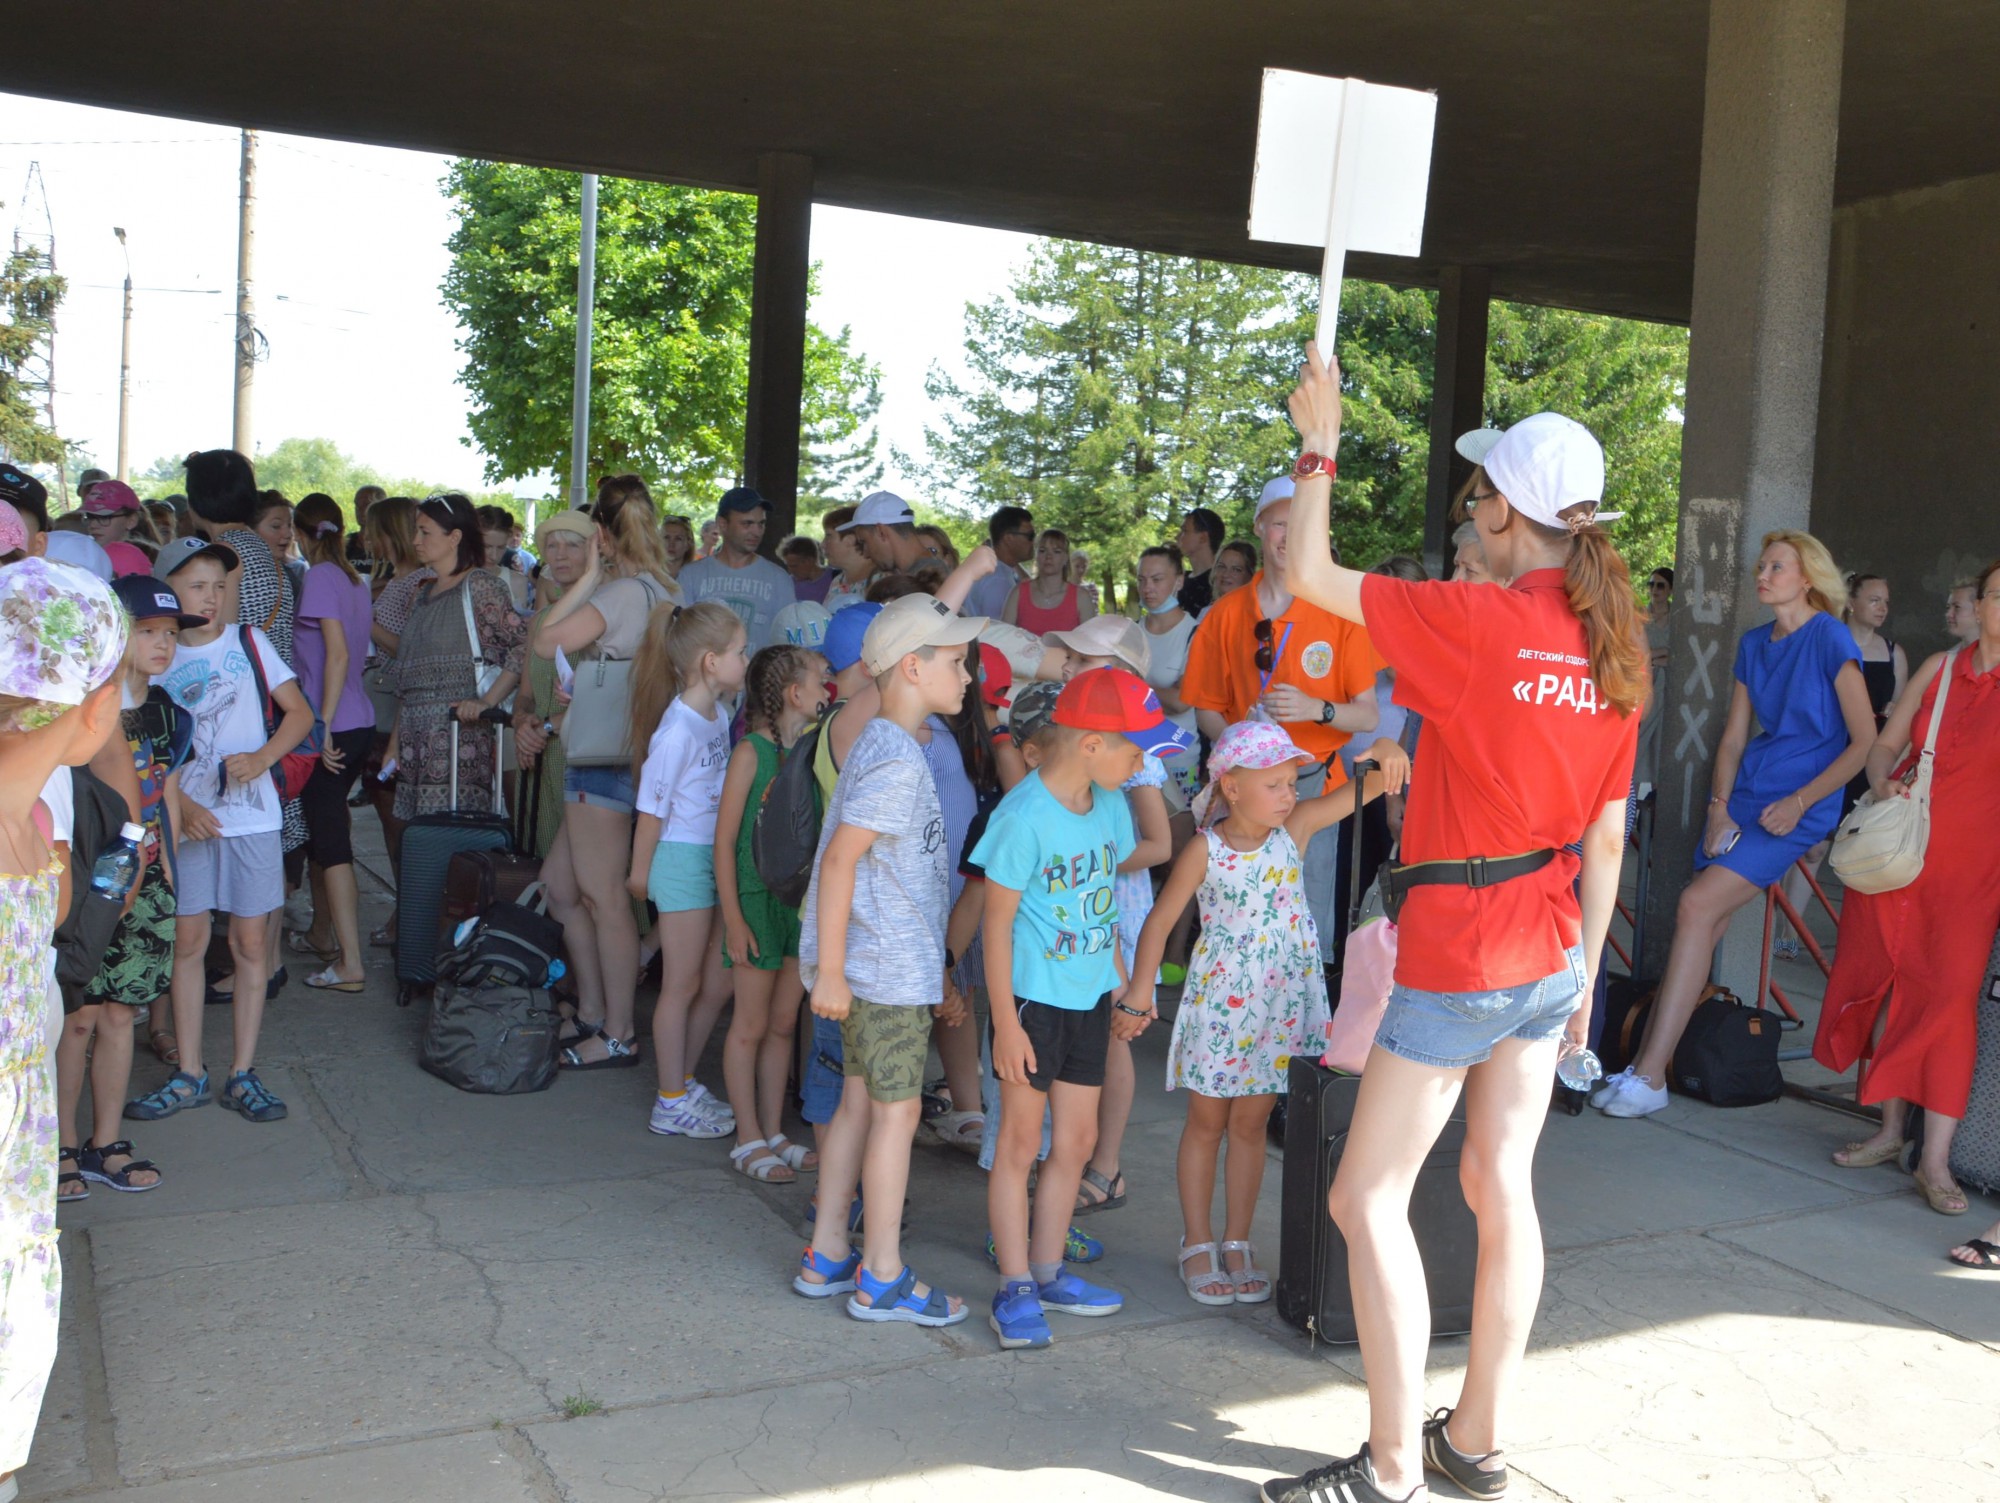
[0,557,128,1493]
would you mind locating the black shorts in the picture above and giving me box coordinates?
[997,992,1112,1092]
[301,725,374,868]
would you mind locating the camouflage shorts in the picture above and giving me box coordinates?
[87,858,175,1011]
[839,995,933,1104]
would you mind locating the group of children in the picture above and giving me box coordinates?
[625,580,1398,1350]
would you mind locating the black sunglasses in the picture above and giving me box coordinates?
[1254,618,1276,675]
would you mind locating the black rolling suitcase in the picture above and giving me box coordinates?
[437,750,546,963]
[1275,760,1480,1344]
[395,713,513,1005]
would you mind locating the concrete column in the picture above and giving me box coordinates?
[1640,0,1846,989]
[1422,265,1491,579]
[743,151,813,544]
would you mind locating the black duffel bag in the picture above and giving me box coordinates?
[419,982,561,1095]
[1668,989,1782,1107]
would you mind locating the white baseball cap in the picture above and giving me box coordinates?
[771,599,833,652]
[837,490,916,532]
[1454,429,1504,466]
[1481,413,1621,530]
[1255,475,1295,519]
[1040,614,1151,675]
[43,530,115,582]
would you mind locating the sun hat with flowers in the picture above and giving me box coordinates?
[0,556,130,732]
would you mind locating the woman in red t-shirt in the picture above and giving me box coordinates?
[1256,347,1648,1503]
[1003,527,1095,634]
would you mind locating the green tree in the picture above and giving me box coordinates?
[918,240,1689,592]
[0,237,66,470]
[441,163,880,510]
[251,436,382,504]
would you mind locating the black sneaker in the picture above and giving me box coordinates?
[1259,1445,1419,1503]
[1422,1408,1508,1500]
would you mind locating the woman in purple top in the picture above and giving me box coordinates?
[288,493,378,992]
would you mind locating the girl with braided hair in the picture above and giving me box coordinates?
[713,643,830,1180]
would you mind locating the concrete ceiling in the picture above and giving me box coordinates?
[4,1,1996,324]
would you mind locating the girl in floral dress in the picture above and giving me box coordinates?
[0,557,129,1495]
[1119,720,1397,1309]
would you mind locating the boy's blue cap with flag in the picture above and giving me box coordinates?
[1052,667,1194,758]
[822,601,883,673]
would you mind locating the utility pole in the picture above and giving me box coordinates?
[567,172,597,505]
[233,129,257,456]
[114,226,132,482]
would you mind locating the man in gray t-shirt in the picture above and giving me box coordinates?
[798,715,948,1003]
[675,486,796,653]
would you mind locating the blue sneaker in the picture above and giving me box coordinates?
[983,1225,1105,1267]
[989,1279,1052,1350]
[124,1070,210,1121]
[218,1070,288,1123]
[1037,1270,1123,1317]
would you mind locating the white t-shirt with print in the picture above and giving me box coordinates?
[153,626,296,838]
[635,697,732,845]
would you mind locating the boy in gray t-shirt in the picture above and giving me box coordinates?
[794,594,986,1329]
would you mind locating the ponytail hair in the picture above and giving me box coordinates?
[626,600,741,780]
[593,474,682,603]
[294,492,360,583]
[743,643,825,742]
[1512,505,1650,717]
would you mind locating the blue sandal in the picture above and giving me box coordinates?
[846,1265,967,1327]
[793,1246,862,1299]
[124,1070,210,1121]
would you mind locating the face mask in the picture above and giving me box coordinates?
[1145,596,1181,616]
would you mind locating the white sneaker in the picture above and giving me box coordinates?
[685,1081,735,1126]
[1599,1071,1669,1118]
[1589,1066,1637,1109]
[649,1094,730,1139]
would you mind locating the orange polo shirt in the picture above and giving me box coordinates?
[1181,573,1383,771]
[1360,569,1641,992]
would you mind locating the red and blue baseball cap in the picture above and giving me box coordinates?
[1052,667,1194,758]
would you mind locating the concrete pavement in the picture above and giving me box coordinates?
[23,823,2000,1502]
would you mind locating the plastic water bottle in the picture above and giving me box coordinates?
[1555,1044,1604,1093]
[89,823,147,903]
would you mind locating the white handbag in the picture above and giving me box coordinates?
[459,579,512,711]
[1828,648,1955,895]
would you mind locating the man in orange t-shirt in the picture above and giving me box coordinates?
[1182,476,1381,961]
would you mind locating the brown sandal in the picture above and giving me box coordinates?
[1831,1138,1901,1169]
[149,1028,180,1067]
[1914,1171,1969,1216]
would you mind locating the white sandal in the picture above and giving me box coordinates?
[931,1110,985,1154]
[766,1133,819,1173]
[1179,1239,1237,1307]
[1220,1239,1272,1304]
[728,1139,795,1183]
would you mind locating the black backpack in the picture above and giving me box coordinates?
[53,765,135,1014]
[750,712,830,906]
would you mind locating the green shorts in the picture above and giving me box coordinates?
[723,886,802,971]
[839,995,933,1104]
[87,858,175,1010]
[647,840,717,914]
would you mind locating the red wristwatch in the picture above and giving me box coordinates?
[1293,451,1337,483]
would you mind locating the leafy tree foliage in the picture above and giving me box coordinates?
[0,238,67,470]
[442,163,879,512]
[918,240,1688,593]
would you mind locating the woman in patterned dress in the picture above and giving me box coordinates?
[386,495,526,823]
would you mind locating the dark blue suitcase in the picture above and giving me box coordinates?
[395,719,511,1004]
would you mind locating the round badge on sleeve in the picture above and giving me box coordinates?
[1300,641,1333,679]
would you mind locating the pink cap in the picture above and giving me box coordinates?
[0,499,25,556]
[81,478,141,515]
[1208,719,1319,774]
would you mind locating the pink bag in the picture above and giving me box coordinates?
[1321,918,1398,1073]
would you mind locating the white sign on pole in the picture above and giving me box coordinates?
[1248,69,1438,351]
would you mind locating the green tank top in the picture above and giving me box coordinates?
[738,731,783,897]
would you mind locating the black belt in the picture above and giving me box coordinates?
[1381,849,1557,918]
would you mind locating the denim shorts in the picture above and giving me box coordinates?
[563,761,636,814]
[1375,945,1586,1070]
[801,1014,846,1125]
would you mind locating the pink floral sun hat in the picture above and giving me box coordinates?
[0,499,25,557]
[1192,719,1320,825]
[0,555,130,732]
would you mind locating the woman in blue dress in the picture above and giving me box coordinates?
[1594,529,1876,1119]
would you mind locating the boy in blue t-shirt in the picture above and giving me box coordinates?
[972,667,1193,1349]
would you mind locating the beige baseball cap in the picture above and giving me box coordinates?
[1041,614,1151,675]
[860,592,987,674]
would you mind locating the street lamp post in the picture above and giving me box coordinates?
[114,225,133,484]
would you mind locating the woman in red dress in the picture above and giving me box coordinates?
[1813,557,2000,1220]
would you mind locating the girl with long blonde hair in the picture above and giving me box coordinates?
[625,602,751,1138]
